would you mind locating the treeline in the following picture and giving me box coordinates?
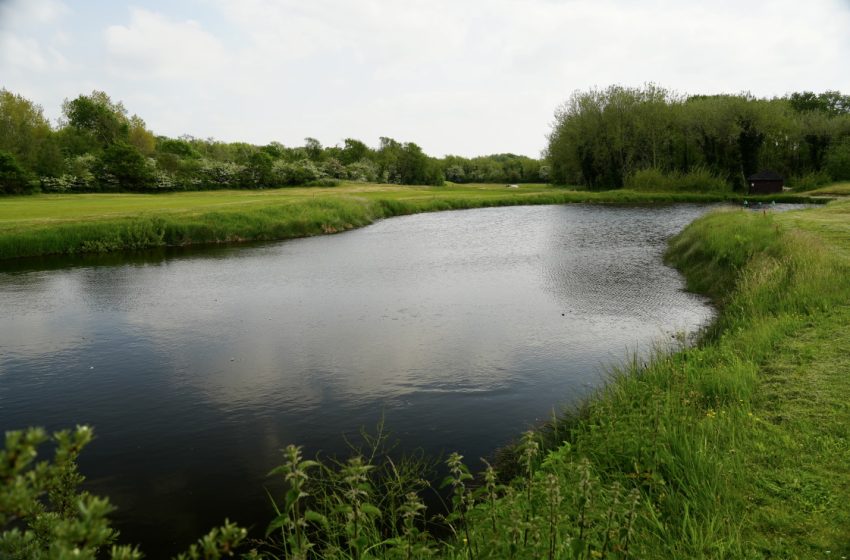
[0,89,547,194]
[546,84,850,191]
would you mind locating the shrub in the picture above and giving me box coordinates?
[625,166,730,193]
[0,426,249,559]
[272,159,323,185]
[345,159,379,182]
[787,170,833,191]
[195,159,247,189]
[95,142,155,191]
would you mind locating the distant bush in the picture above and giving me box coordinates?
[272,159,323,186]
[345,159,379,182]
[625,166,730,193]
[0,150,35,194]
[825,138,850,180]
[195,159,247,189]
[788,170,833,191]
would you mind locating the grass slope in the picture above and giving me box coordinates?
[806,181,850,197]
[511,200,850,558]
[0,183,817,261]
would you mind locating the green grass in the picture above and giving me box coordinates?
[0,182,820,261]
[805,181,850,197]
[515,200,850,558]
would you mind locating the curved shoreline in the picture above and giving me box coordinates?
[0,186,822,262]
[508,200,850,557]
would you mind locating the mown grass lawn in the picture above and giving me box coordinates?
[4,182,794,261]
[0,183,554,232]
[806,181,850,197]
[735,200,850,556]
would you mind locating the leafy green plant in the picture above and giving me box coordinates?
[266,445,323,559]
[1,426,251,559]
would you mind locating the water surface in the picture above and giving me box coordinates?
[1,204,715,553]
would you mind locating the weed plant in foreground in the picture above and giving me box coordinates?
[3,201,849,558]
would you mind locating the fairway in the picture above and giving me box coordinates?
[0,183,555,232]
[807,181,850,197]
[7,183,795,261]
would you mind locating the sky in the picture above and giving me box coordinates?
[1,0,849,158]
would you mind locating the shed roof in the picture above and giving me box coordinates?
[748,170,784,181]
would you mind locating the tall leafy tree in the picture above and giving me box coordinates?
[62,91,130,147]
[95,142,153,191]
[0,89,62,176]
[0,150,34,194]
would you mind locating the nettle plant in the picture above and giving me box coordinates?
[3,424,648,559]
[0,426,249,560]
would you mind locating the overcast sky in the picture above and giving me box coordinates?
[1,0,849,157]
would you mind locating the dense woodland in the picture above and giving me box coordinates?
[0,89,547,194]
[546,84,850,191]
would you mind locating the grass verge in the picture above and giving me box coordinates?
[0,182,820,261]
[490,200,850,558]
[804,181,850,197]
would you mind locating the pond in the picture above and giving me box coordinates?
[0,204,716,554]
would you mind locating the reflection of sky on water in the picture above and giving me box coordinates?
[0,204,716,554]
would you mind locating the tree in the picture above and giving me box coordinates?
[303,137,324,161]
[546,85,822,189]
[825,138,850,180]
[789,90,850,116]
[127,115,156,155]
[340,138,371,164]
[95,142,154,191]
[0,150,34,194]
[0,89,62,177]
[245,150,275,187]
[62,91,129,147]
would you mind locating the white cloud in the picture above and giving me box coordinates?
[105,8,230,80]
[0,0,70,70]
[0,0,68,27]
[0,34,49,70]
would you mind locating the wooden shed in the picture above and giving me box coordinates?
[747,171,784,194]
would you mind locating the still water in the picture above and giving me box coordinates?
[1,204,715,553]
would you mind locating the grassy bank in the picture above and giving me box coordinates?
[806,181,850,197]
[0,182,818,261]
[473,200,850,558]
